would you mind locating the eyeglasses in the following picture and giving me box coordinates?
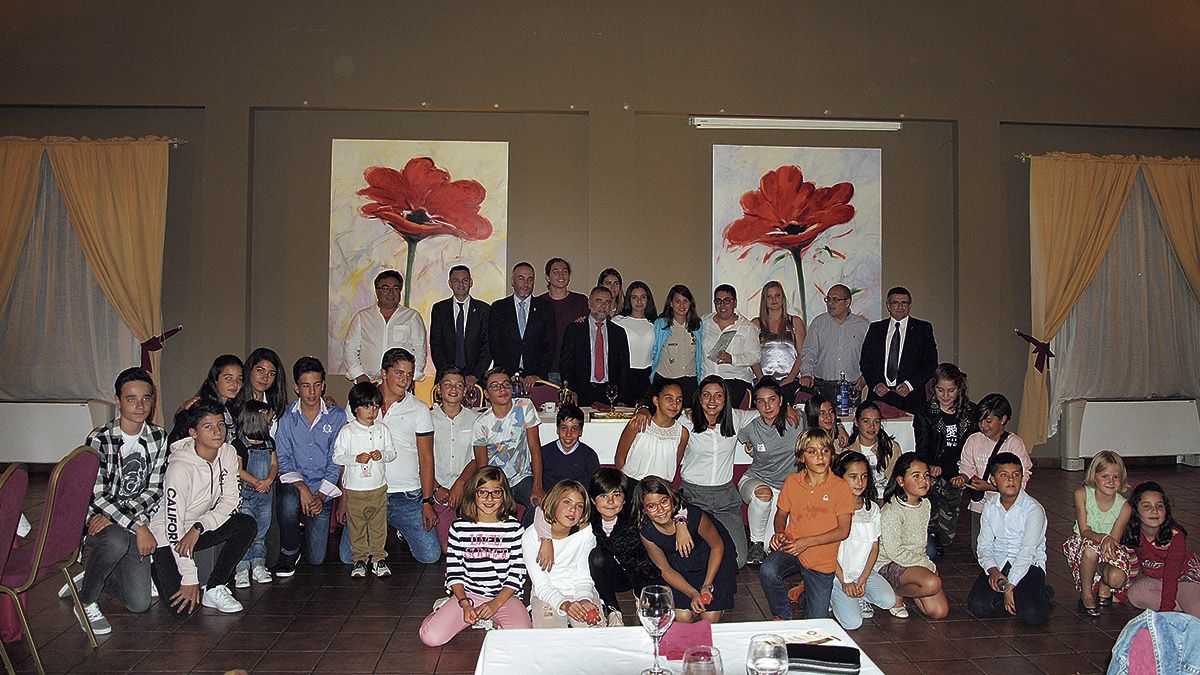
[476,488,504,499]
[487,381,512,391]
[376,285,402,293]
[644,496,674,513]
[713,297,735,305]
[824,296,849,304]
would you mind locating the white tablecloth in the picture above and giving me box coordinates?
[539,413,915,467]
[473,618,883,674]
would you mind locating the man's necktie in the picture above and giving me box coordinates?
[594,320,606,382]
[455,302,466,367]
[886,321,901,383]
[517,299,528,337]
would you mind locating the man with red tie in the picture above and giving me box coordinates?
[558,286,631,407]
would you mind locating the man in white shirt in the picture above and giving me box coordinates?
[343,270,428,383]
[968,452,1052,626]
[338,348,441,565]
[700,284,760,408]
[799,284,869,402]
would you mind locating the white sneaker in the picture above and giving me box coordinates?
[234,569,251,589]
[201,585,244,613]
[251,565,272,584]
[860,599,874,619]
[58,571,85,599]
[76,602,112,635]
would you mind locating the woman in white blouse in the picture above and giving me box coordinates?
[612,281,658,404]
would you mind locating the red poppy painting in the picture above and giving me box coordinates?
[329,140,508,376]
[358,158,494,306]
[714,146,881,322]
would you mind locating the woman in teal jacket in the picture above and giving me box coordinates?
[649,284,705,407]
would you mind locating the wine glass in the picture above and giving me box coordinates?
[681,646,722,675]
[638,585,675,675]
[745,633,788,675]
[605,383,620,408]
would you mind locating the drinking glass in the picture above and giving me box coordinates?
[605,383,620,407]
[745,633,788,675]
[681,645,722,675]
[638,585,675,675]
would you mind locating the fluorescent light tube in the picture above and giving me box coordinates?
[688,116,901,132]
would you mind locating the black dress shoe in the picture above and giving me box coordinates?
[1078,599,1100,617]
[1096,594,1113,607]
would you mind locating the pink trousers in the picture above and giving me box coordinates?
[1127,577,1200,618]
[418,592,531,647]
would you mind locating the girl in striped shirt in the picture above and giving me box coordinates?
[419,466,531,646]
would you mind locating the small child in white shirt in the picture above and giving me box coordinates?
[333,382,397,577]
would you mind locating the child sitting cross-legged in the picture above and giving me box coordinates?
[967,452,1053,626]
[332,381,398,578]
[419,466,531,646]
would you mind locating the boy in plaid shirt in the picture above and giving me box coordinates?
[61,367,169,636]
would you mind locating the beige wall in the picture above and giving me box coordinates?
[3,2,1200,453]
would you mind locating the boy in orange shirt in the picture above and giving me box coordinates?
[759,428,855,619]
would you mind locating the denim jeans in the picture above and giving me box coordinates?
[79,524,152,612]
[277,482,332,565]
[829,570,897,630]
[238,446,274,571]
[338,488,441,564]
[760,550,835,620]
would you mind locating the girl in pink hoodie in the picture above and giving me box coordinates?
[149,399,256,616]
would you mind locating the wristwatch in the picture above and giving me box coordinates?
[421,496,435,505]
[192,522,205,534]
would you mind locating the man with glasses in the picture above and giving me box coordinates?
[859,286,938,414]
[799,284,870,403]
[343,270,428,384]
[471,368,544,526]
[699,284,760,408]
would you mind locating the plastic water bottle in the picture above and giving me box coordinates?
[837,371,851,416]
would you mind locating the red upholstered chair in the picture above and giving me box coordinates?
[1,446,101,673]
[0,464,30,674]
[793,391,813,406]
[528,381,561,408]
[874,401,908,419]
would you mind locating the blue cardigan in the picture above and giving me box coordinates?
[649,317,705,380]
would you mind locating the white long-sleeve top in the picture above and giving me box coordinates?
[679,408,756,486]
[976,490,1047,587]
[699,312,760,384]
[332,419,398,491]
[520,524,598,614]
[148,438,242,586]
[342,304,427,381]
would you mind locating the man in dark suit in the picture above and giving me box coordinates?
[429,265,491,389]
[859,286,938,414]
[489,261,557,391]
[559,286,631,407]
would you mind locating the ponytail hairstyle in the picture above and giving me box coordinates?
[846,401,895,475]
[882,452,927,505]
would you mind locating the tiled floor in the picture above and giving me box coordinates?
[4,462,1196,673]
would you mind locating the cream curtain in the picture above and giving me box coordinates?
[45,137,169,402]
[0,139,44,309]
[1018,153,1139,445]
[1047,173,1200,437]
[0,155,141,399]
[1143,159,1200,304]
